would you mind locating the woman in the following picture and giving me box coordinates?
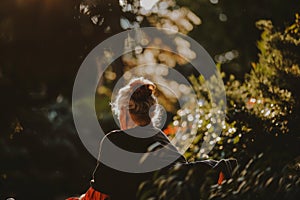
[68,77,237,200]
[91,77,187,199]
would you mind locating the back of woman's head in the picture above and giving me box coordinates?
[112,77,161,127]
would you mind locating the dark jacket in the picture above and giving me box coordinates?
[91,126,186,200]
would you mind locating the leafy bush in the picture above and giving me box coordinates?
[138,14,300,200]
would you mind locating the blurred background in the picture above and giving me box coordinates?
[0,0,299,199]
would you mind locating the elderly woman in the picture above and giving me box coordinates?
[91,77,187,199]
[68,77,237,200]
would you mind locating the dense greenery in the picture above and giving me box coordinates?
[138,15,300,200]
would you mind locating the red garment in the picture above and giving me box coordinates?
[218,171,225,185]
[67,187,109,200]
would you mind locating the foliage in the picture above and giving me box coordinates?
[80,0,204,114]
[138,14,300,200]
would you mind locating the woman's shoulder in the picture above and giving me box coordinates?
[99,130,126,150]
[104,129,124,140]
